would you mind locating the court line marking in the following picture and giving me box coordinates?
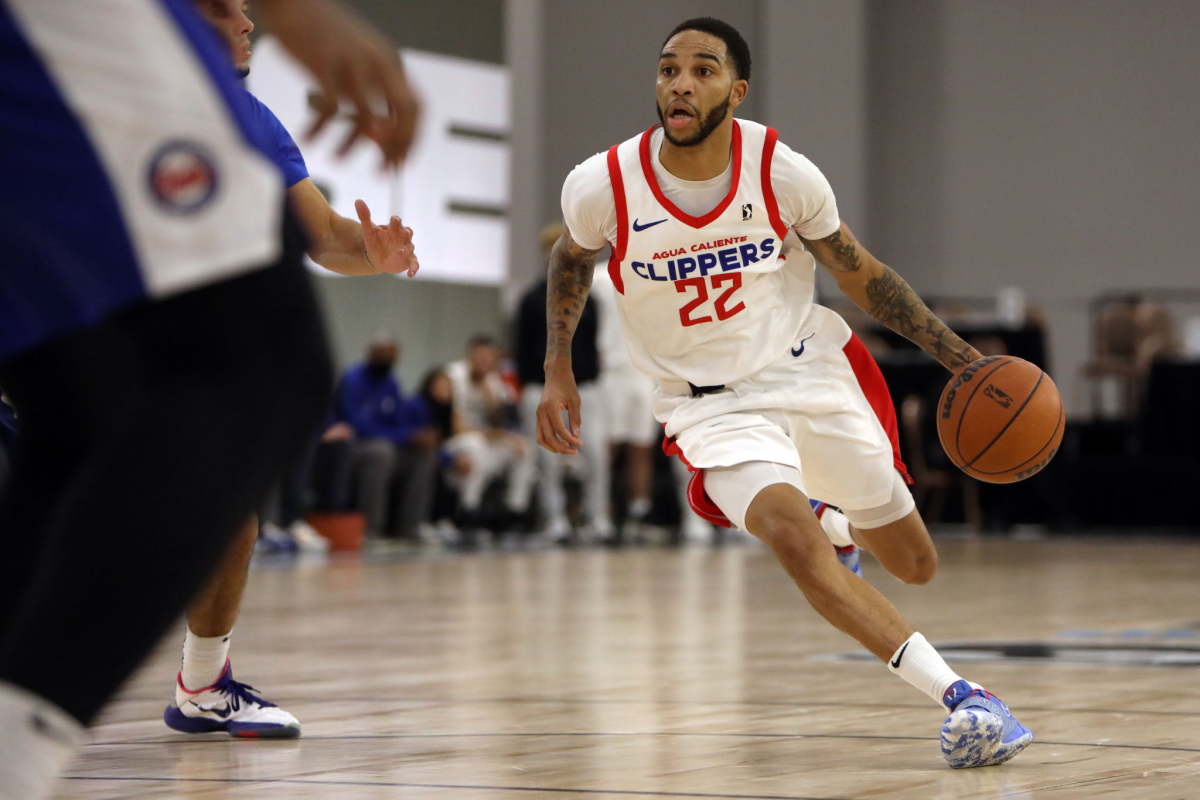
[61,775,851,800]
[81,731,1200,754]
[110,693,1200,718]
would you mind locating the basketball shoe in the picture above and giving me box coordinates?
[811,500,863,577]
[940,680,1033,768]
[164,660,300,738]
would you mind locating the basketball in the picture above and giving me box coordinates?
[936,356,1064,483]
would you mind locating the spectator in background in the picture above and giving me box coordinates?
[331,334,438,539]
[592,261,714,542]
[445,336,536,531]
[417,368,471,535]
[514,224,611,541]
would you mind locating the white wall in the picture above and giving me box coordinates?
[869,0,1200,415]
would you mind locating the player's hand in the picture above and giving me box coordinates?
[253,0,420,167]
[355,200,418,276]
[537,370,583,455]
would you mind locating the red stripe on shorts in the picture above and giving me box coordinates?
[842,333,914,484]
[663,429,733,529]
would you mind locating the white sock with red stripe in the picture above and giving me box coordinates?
[178,628,231,696]
[814,504,855,548]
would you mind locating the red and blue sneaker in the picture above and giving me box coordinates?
[940,680,1033,768]
[164,660,300,739]
[812,500,862,577]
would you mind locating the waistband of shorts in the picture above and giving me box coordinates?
[657,378,729,398]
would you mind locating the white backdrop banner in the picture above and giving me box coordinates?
[248,39,510,285]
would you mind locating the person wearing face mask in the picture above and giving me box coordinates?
[328,334,439,541]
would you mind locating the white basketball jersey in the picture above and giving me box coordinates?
[604,119,816,387]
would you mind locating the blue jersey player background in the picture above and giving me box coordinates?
[161,0,421,741]
[0,1,419,797]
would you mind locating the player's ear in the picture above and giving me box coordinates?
[729,79,749,110]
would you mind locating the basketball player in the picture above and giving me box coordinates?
[159,0,419,740]
[537,18,1033,769]
[0,0,417,796]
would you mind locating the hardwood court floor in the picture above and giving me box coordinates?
[57,536,1200,799]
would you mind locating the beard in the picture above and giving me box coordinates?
[656,90,732,148]
[236,66,250,79]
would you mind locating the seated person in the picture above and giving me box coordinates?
[444,336,535,530]
[329,334,437,538]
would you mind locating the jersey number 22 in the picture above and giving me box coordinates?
[676,275,745,327]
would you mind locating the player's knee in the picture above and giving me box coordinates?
[895,547,938,585]
[752,510,827,564]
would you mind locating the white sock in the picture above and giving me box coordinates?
[0,681,86,800]
[179,628,231,695]
[628,497,652,520]
[887,632,965,709]
[817,506,855,548]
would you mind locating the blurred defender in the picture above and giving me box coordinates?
[161,0,420,740]
[537,17,1032,769]
[0,0,416,796]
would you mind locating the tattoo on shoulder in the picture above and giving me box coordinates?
[818,230,861,273]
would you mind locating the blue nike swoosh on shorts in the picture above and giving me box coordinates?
[632,218,667,232]
[791,333,815,357]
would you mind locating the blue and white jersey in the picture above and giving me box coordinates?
[0,0,287,362]
[242,88,308,189]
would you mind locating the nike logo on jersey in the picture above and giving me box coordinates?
[632,217,667,232]
[790,332,815,357]
[890,642,909,669]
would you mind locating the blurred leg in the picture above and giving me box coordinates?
[390,445,437,538]
[0,236,331,725]
[578,383,611,527]
[505,439,537,513]
[352,438,397,536]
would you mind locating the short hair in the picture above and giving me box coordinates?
[468,334,497,349]
[662,17,752,82]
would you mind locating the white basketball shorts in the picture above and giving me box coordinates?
[655,305,912,527]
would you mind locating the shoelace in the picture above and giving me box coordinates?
[219,679,279,710]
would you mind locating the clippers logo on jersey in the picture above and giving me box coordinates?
[631,236,775,281]
[147,141,219,214]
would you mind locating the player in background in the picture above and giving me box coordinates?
[159,0,420,740]
[0,0,417,797]
[537,18,1032,769]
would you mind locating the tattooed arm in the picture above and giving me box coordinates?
[802,222,982,372]
[536,226,603,454]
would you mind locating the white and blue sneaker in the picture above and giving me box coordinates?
[812,500,863,577]
[834,544,863,577]
[164,660,300,739]
[940,680,1033,768]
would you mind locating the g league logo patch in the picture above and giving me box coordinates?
[742,203,753,221]
[147,140,219,214]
